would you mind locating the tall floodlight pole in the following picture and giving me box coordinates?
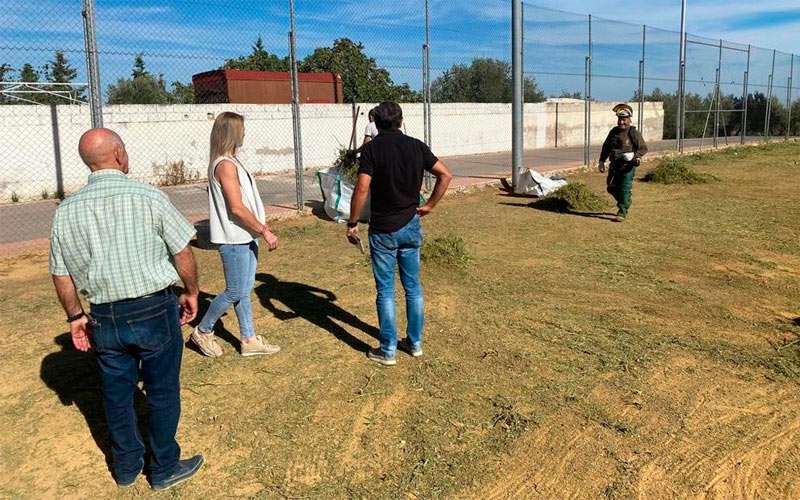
[425,0,432,148]
[288,0,304,210]
[81,0,103,127]
[677,0,687,152]
[511,0,524,192]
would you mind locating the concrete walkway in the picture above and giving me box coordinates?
[0,135,770,251]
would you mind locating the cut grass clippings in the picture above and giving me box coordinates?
[532,182,610,213]
[421,234,471,269]
[642,156,719,185]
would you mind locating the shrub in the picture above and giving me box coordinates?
[41,189,49,200]
[153,160,199,186]
[421,234,471,269]
[642,157,718,184]
[532,182,609,212]
[11,192,19,203]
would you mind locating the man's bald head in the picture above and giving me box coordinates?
[78,128,129,173]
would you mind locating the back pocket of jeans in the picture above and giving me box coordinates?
[127,308,173,351]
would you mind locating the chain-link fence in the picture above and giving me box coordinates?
[1,0,798,250]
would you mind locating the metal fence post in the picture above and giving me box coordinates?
[584,56,589,165]
[713,39,722,148]
[425,0,432,150]
[422,46,428,145]
[81,0,103,128]
[50,104,64,197]
[765,48,776,140]
[638,25,646,129]
[511,0,523,191]
[288,0,304,210]
[677,0,687,152]
[742,45,750,144]
[786,53,793,140]
[587,14,592,164]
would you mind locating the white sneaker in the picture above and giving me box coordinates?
[190,327,223,357]
[241,335,281,357]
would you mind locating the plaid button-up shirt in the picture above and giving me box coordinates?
[48,169,196,304]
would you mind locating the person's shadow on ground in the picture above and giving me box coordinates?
[253,273,379,352]
[40,333,148,474]
[498,199,619,222]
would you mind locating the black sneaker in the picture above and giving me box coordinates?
[398,338,423,357]
[151,455,204,491]
[367,347,396,366]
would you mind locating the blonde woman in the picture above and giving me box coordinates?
[191,112,280,357]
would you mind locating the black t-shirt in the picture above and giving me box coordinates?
[358,129,439,233]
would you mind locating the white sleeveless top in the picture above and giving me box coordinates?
[207,155,266,245]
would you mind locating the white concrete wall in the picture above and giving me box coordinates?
[0,101,662,202]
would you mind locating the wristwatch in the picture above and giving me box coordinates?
[346,221,358,228]
[66,311,85,323]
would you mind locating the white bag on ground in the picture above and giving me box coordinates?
[517,169,568,196]
[316,167,369,223]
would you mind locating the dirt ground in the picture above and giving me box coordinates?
[1,142,799,499]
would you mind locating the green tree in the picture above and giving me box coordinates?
[431,58,544,103]
[18,63,42,103]
[170,81,195,104]
[299,38,420,102]
[0,64,13,104]
[42,51,83,103]
[224,36,289,71]
[131,53,149,78]
[107,55,171,104]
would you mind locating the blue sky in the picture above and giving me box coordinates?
[1,0,798,101]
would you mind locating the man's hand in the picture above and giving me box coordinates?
[416,204,433,217]
[598,160,606,173]
[70,315,92,352]
[178,293,198,325]
[262,228,279,251]
[346,224,360,244]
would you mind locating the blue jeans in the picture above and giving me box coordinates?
[368,215,424,358]
[89,290,183,484]
[198,241,258,338]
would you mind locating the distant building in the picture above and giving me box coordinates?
[192,70,344,104]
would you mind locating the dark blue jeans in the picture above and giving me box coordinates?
[368,215,424,358]
[89,290,182,484]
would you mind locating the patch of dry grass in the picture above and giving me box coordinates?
[1,142,799,497]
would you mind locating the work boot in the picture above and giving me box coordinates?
[615,210,627,222]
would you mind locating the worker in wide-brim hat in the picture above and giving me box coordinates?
[598,103,648,221]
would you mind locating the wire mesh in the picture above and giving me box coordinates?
[1,0,799,251]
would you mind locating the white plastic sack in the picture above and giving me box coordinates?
[316,167,369,223]
[517,169,568,196]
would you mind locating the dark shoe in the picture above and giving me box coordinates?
[398,338,423,357]
[116,472,140,489]
[367,347,396,366]
[151,455,204,491]
[115,461,143,488]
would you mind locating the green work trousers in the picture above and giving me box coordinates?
[606,164,636,215]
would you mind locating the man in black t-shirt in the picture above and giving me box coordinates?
[347,101,453,366]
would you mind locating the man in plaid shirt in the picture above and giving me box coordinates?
[49,128,203,490]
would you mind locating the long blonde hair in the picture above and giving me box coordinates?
[209,112,244,165]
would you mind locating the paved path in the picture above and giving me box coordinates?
[0,136,769,248]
